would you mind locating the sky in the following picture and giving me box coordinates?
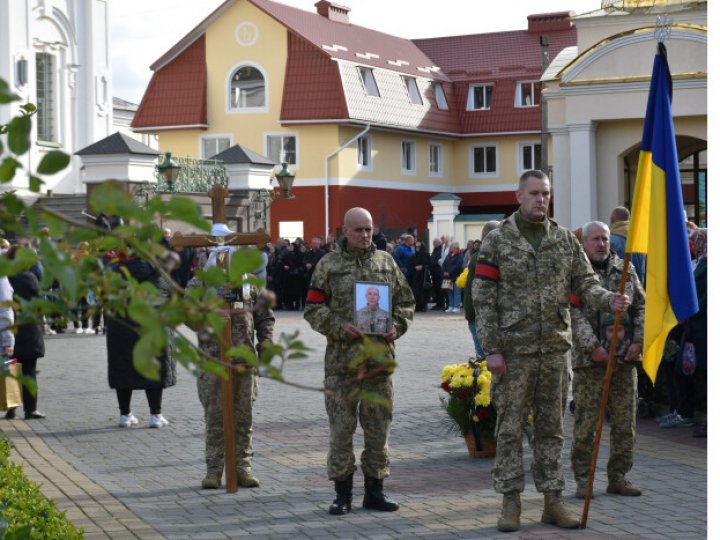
[110,0,602,104]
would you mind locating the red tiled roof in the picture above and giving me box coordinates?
[252,0,461,132]
[132,35,207,131]
[250,0,450,81]
[133,0,577,136]
[281,33,348,121]
[413,24,577,134]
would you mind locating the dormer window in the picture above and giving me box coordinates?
[433,82,448,110]
[467,84,493,110]
[403,76,423,105]
[358,67,380,97]
[229,64,266,109]
[515,81,541,107]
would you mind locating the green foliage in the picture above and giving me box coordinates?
[36,152,69,176]
[0,436,84,539]
[0,76,323,392]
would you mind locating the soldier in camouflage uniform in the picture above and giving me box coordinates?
[186,234,275,490]
[472,170,630,532]
[304,207,414,515]
[570,221,645,499]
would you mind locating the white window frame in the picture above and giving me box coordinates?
[433,82,448,110]
[358,66,380,97]
[357,135,372,171]
[200,135,233,160]
[466,84,493,111]
[429,143,444,177]
[469,143,499,178]
[265,132,299,167]
[403,75,423,105]
[401,140,416,176]
[517,141,542,175]
[226,61,269,113]
[515,80,541,108]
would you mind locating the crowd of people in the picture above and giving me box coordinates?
[0,168,707,533]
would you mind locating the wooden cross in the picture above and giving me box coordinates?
[170,183,270,493]
[170,185,270,251]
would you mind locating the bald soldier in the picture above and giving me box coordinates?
[472,170,630,533]
[304,208,415,516]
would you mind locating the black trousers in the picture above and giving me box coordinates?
[17,357,39,413]
[116,388,163,416]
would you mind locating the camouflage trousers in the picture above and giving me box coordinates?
[571,363,637,484]
[197,368,258,474]
[492,352,567,494]
[324,374,393,481]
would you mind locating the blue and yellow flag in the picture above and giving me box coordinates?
[626,43,698,384]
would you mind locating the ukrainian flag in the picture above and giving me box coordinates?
[626,43,698,384]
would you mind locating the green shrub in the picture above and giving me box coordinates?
[0,434,83,539]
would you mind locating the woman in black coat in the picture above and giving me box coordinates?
[409,241,432,312]
[5,246,46,420]
[280,242,304,310]
[106,257,176,428]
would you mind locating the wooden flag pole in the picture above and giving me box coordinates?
[581,252,632,527]
[219,311,238,493]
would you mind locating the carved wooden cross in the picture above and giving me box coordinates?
[171,185,270,251]
[170,183,270,493]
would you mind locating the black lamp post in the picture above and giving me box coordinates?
[274,162,295,200]
[253,162,296,222]
[156,152,181,191]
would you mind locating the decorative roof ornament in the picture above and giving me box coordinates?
[654,13,673,42]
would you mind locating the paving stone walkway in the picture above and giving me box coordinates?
[2,311,707,539]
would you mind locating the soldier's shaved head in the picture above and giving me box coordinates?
[343,207,373,250]
[344,207,372,227]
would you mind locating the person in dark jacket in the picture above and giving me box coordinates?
[5,246,46,420]
[441,242,463,312]
[372,225,387,252]
[106,257,176,428]
[429,239,446,310]
[409,241,432,312]
[280,242,304,310]
[687,228,707,438]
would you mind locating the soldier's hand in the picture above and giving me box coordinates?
[342,321,363,341]
[485,353,506,376]
[625,342,642,362]
[609,293,630,312]
[591,346,609,363]
[383,326,398,343]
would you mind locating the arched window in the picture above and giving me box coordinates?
[229,65,265,109]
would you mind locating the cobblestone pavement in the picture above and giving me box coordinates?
[2,311,708,539]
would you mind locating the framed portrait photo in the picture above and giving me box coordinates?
[354,281,392,335]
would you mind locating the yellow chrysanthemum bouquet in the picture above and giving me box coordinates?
[440,360,496,439]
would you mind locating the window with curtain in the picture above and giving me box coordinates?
[230,65,266,108]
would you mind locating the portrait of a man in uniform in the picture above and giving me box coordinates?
[355,282,392,335]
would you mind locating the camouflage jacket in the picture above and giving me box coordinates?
[304,239,415,376]
[186,277,275,364]
[570,252,645,369]
[356,306,392,335]
[472,211,613,356]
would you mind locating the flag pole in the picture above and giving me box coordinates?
[580,252,631,528]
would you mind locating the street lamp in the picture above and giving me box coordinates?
[253,162,296,222]
[274,162,295,200]
[156,152,181,191]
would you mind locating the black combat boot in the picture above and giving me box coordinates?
[328,474,353,515]
[362,476,399,512]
